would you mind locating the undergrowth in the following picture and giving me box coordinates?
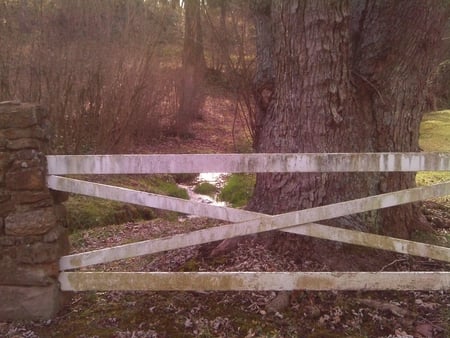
[417,110,450,183]
[417,110,450,208]
[193,182,217,196]
[219,174,255,208]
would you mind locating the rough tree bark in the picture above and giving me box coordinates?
[248,0,449,245]
[176,0,206,137]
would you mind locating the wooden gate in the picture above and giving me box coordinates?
[46,153,450,291]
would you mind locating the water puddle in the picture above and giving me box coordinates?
[178,172,228,220]
[197,172,225,185]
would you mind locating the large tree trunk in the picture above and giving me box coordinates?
[176,0,206,137]
[249,0,448,245]
[351,0,448,237]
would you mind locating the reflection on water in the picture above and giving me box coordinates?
[198,172,220,182]
[197,172,227,187]
[178,173,228,221]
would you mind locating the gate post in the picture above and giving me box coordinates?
[0,102,69,320]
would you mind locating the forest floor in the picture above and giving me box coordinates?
[1,92,449,337]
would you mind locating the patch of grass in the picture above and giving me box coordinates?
[219,174,255,208]
[65,196,155,231]
[193,182,217,196]
[146,175,190,199]
[416,171,450,186]
[107,175,189,199]
[417,110,450,188]
[419,110,450,152]
[153,179,189,199]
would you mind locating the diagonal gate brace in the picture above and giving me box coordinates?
[49,176,450,270]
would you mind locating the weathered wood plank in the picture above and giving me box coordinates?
[59,218,264,270]
[285,224,450,263]
[51,176,450,267]
[59,271,450,291]
[46,152,450,175]
[57,179,450,270]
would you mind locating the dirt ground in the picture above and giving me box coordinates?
[1,93,449,337]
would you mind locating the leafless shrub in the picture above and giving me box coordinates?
[203,2,257,147]
[0,0,181,154]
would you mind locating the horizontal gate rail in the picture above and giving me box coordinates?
[49,152,450,291]
[46,152,450,175]
[56,178,450,270]
[59,271,450,292]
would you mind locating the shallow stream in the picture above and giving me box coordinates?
[178,173,228,220]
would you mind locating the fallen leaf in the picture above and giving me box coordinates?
[415,323,434,337]
[359,299,408,317]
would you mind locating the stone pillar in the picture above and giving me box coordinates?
[0,101,69,320]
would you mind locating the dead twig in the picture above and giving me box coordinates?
[379,258,408,271]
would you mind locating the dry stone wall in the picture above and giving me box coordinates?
[0,101,69,320]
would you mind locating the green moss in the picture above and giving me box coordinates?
[193,182,217,196]
[156,180,189,199]
[144,175,189,199]
[65,196,155,231]
[219,174,255,208]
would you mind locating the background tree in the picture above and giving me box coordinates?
[203,0,258,146]
[176,0,206,137]
[248,0,449,251]
[250,0,274,147]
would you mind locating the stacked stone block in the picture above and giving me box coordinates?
[0,101,69,320]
